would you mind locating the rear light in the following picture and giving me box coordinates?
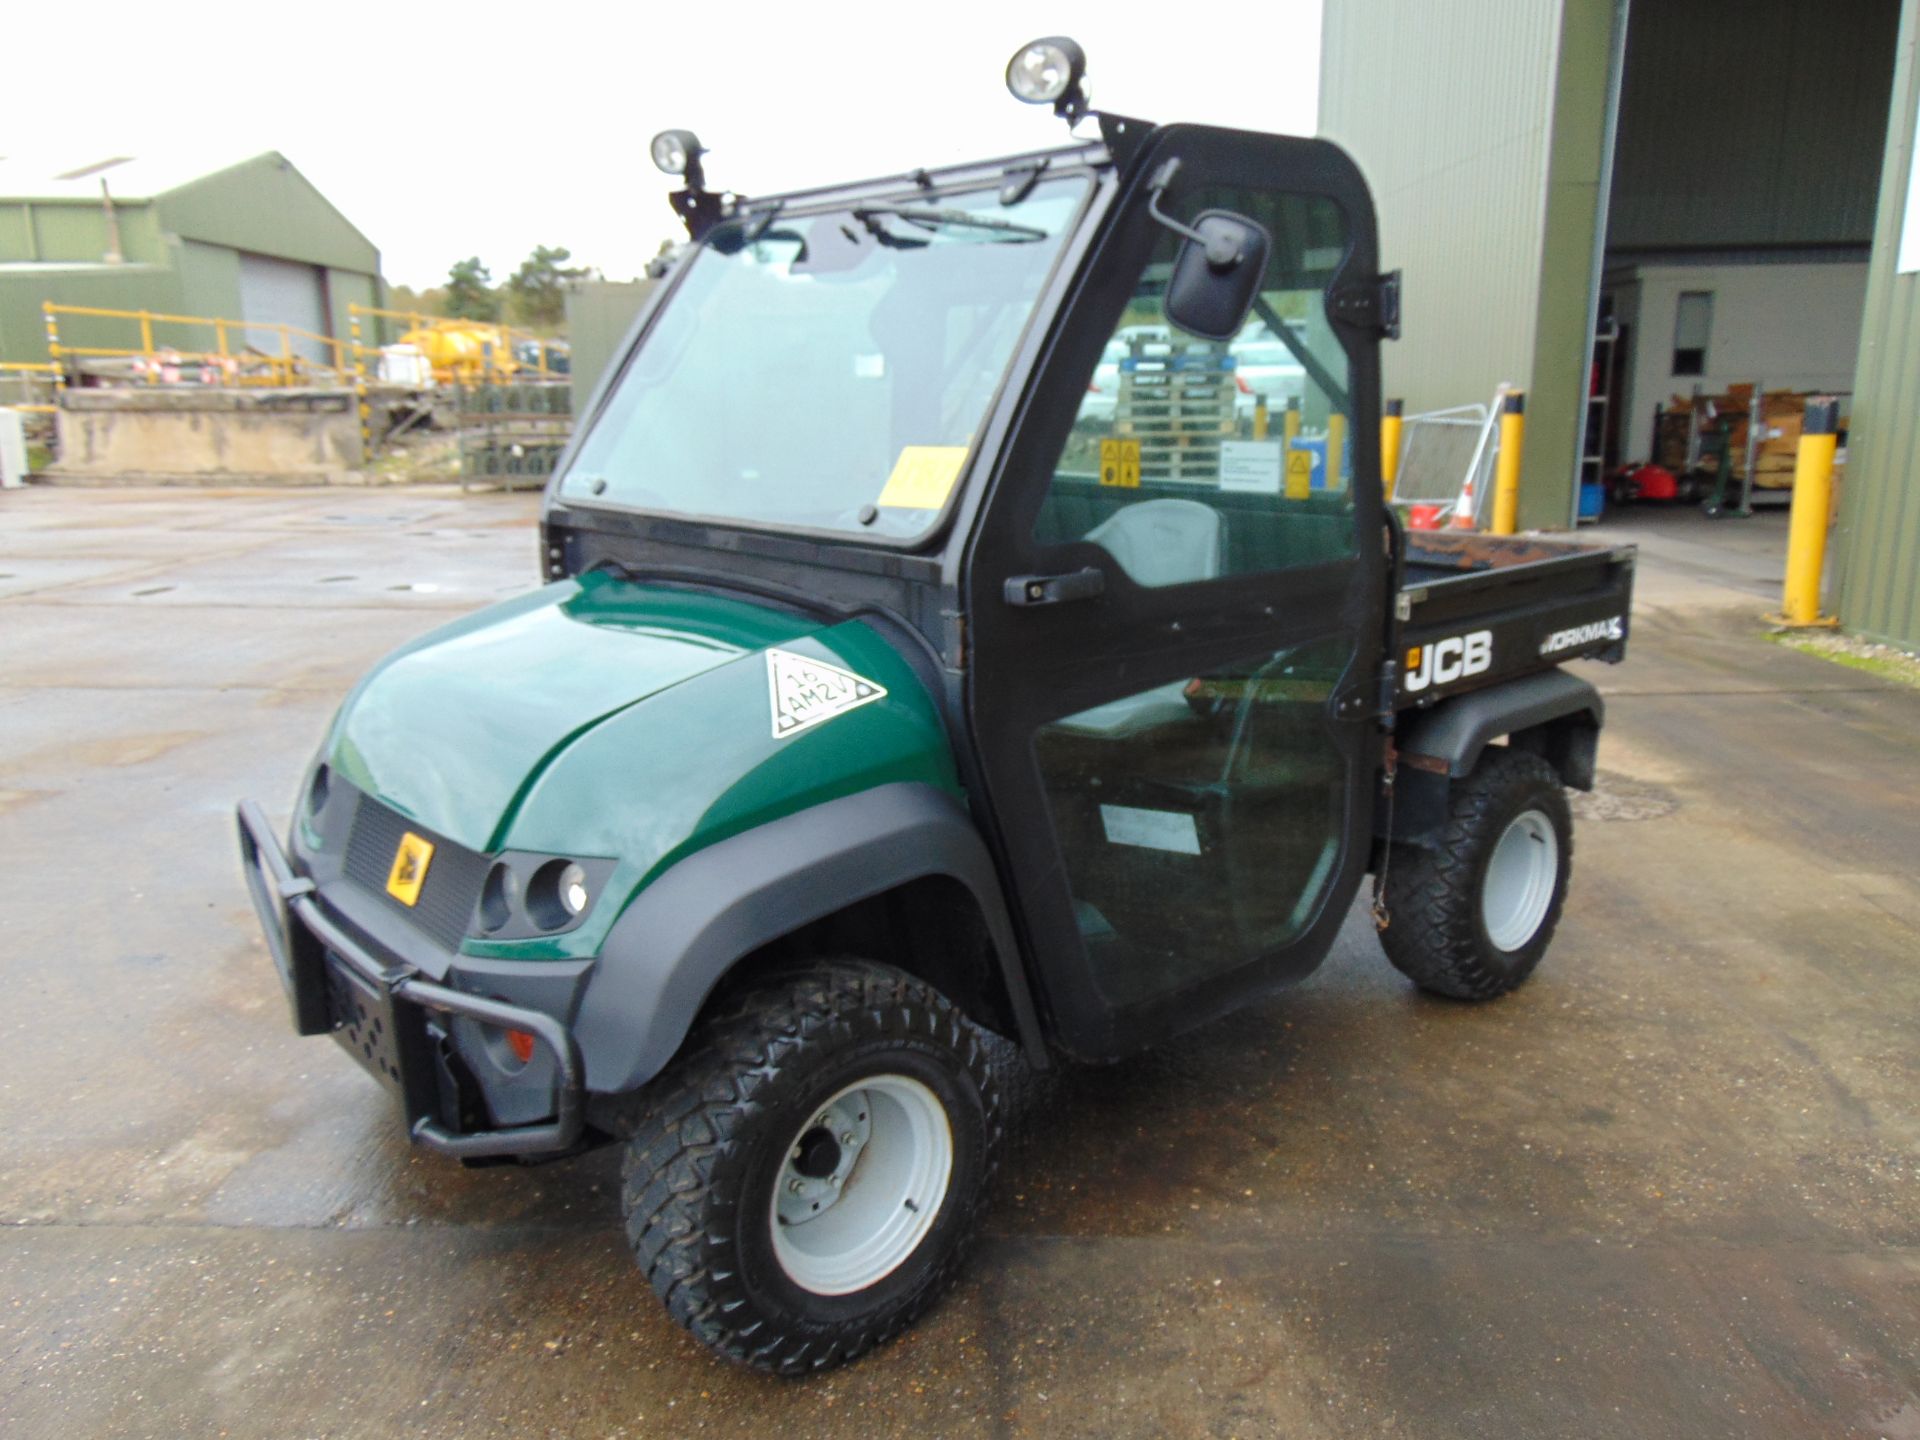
[506,1029,535,1065]
[1235,374,1253,394]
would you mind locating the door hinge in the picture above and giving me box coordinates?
[1376,657,1401,723]
[1330,270,1401,340]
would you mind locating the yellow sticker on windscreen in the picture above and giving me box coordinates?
[877,446,968,510]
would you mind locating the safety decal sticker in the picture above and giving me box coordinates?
[766,648,889,740]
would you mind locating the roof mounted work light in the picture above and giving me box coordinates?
[649,129,706,189]
[1005,37,1090,124]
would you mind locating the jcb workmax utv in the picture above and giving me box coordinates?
[239,38,1634,1374]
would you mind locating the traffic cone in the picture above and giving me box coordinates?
[1450,470,1477,529]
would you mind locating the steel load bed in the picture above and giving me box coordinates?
[1392,531,1635,710]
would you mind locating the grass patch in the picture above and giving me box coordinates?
[1768,631,1920,690]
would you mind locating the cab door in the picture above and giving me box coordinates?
[961,127,1389,1062]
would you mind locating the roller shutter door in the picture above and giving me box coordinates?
[238,252,329,363]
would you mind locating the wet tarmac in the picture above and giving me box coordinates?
[1,489,1915,1438]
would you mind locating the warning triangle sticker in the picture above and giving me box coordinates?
[766,648,888,740]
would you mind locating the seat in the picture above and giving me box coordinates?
[1084,497,1224,589]
[1052,499,1225,739]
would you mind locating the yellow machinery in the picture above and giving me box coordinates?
[395,321,522,383]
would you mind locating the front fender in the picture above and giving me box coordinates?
[572,782,1040,1093]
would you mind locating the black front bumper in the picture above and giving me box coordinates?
[237,800,585,1159]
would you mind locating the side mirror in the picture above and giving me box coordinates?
[1145,158,1272,342]
[1164,212,1270,341]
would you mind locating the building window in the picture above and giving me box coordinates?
[1672,291,1712,377]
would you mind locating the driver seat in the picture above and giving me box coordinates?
[1052,499,1225,739]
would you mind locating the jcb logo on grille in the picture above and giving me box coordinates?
[1404,630,1493,694]
[386,832,435,907]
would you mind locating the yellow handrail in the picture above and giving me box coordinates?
[42,301,355,387]
[0,359,61,412]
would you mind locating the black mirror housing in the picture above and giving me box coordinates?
[1163,211,1271,341]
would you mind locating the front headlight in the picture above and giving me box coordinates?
[526,857,595,931]
[307,763,331,818]
[558,862,590,918]
[471,854,607,937]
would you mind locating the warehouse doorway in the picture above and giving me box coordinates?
[239,252,331,364]
[1593,0,1901,536]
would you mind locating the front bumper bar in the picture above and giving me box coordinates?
[237,800,585,1159]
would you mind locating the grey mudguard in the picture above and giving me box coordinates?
[1397,670,1604,787]
[572,781,1043,1093]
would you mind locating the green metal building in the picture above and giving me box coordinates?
[0,152,381,367]
[1836,0,1920,651]
[1319,0,1622,532]
[1320,0,1920,650]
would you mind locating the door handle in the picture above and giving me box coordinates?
[1004,567,1106,607]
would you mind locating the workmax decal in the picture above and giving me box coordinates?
[1539,616,1625,656]
[766,648,888,739]
[1404,630,1493,693]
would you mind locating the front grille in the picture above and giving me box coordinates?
[343,794,489,949]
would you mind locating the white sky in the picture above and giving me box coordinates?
[1,1,1321,288]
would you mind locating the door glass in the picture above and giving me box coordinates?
[1037,635,1352,1006]
[1036,189,1357,584]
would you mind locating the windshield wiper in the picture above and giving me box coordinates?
[851,204,1047,243]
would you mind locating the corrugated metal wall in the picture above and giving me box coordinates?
[565,280,655,416]
[1836,0,1920,649]
[1320,0,1619,528]
[1609,0,1901,253]
[1319,1,1562,422]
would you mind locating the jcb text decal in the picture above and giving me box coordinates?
[1404,630,1493,693]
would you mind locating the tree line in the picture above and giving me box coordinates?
[388,246,594,331]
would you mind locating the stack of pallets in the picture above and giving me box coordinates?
[1114,335,1235,482]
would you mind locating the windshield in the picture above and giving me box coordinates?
[559,175,1090,538]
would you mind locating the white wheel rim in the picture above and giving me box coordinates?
[1481,809,1559,952]
[770,1074,953,1296]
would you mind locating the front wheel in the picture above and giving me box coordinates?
[1378,747,1573,1000]
[621,959,1000,1375]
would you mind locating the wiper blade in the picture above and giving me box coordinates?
[851,204,1047,243]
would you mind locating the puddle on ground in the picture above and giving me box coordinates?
[1571,769,1681,823]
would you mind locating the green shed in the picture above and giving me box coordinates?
[0,152,382,369]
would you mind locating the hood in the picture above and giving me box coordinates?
[327,572,820,850]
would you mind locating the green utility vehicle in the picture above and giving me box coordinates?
[239,38,1634,1375]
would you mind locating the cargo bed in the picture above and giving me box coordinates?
[1393,530,1634,709]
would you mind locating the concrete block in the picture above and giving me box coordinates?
[48,387,364,484]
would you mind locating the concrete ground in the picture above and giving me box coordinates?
[1,488,1915,1439]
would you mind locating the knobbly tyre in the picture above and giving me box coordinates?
[237,38,1634,1375]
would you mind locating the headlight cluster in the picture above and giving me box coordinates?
[307,763,332,818]
[479,856,596,935]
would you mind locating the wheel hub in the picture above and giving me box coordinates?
[791,1126,843,1179]
[775,1093,872,1227]
[1481,808,1559,952]
[770,1074,954,1296]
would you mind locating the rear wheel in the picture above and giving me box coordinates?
[1379,748,1572,1000]
[621,959,1000,1375]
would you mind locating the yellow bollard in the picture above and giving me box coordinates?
[1490,390,1526,535]
[1328,412,1347,492]
[1381,398,1404,500]
[1779,397,1841,627]
[1253,393,1269,440]
[1282,397,1301,451]
[42,302,64,405]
